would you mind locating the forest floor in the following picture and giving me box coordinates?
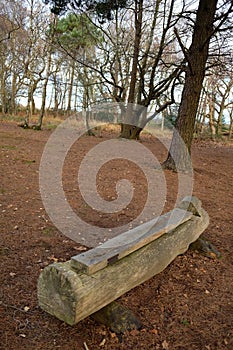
[0,120,233,350]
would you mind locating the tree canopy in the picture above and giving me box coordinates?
[55,13,101,50]
[44,0,130,20]
[1,0,232,153]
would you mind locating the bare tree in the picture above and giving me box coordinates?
[164,0,233,171]
[37,14,57,129]
[44,0,186,138]
[0,0,25,114]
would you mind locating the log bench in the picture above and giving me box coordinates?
[37,196,209,332]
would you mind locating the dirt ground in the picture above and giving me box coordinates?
[0,120,233,350]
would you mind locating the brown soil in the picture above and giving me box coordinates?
[0,121,233,350]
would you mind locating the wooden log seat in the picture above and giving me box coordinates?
[37,196,209,327]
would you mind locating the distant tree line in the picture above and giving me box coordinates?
[0,0,232,167]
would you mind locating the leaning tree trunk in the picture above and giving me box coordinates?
[164,0,217,171]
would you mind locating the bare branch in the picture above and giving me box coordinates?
[174,27,193,75]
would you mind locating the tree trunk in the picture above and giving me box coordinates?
[164,0,217,171]
[25,86,33,127]
[53,76,60,117]
[67,60,75,112]
[199,91,208,135]
[10,72,17,115]
[82,61,95,136]
[127,0,143,104]
[216,109,223,136]
[195,88,205,135]
[120,123,142,140]
[24,80,38,127]
[31,97,36,115]
[0,63,7,115]
[37,18,54,130]
[228,111,233,140]
[119,0,143,139]
[208,102,216,139]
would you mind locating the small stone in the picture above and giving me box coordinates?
[189,238,221,259]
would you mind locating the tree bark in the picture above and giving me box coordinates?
[0,61,7,115]
[127,0,143,104]
[66,60,75,112]
[208,101,216,140]
[120,123,142,139]
[37,16,56,129]
[164,0,217,171]
[10,72,17,115]
[119,0,143,139]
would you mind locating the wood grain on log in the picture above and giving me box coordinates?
[71,208,192,275]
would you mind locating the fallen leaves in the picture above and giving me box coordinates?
[99,338,106,346]
[129,329,140,336]
[48,255,59,263]
[162,340,169,349]
[74,245,88,252]
[9,272,16,277]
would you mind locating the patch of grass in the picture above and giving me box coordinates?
[0,246,11,256]
[0,187,6,194]
[23,159,36,164]
[44,123,59,130]
[181,319,190,326]
[41,227,54,236]
[0,145,17,150]
[0,114,22,123]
